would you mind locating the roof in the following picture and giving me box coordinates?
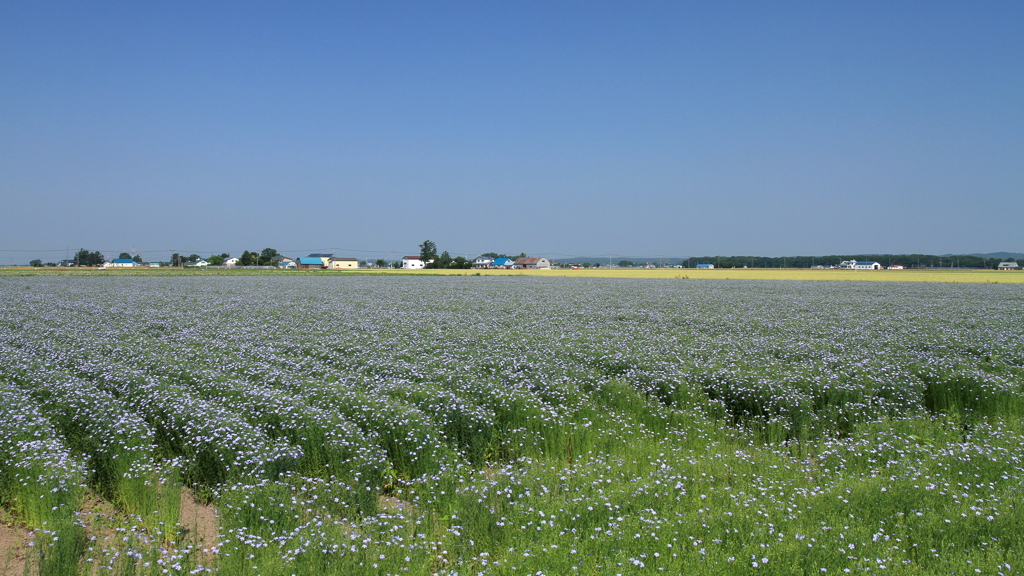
[493,258,512,265]
[112,258,135,264]
[330,257,358,261]
[855,261,879,265]
[307,253,333,257]
[515,258,542,265]
[298,257,324,265]
[402,256,422,260]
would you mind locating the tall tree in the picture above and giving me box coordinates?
[419,240,437,261]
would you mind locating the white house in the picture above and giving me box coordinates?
[997,261,1021,270]
[853,261,882,270]
[888,264,905,270]
[402,256,425,269]
[473,256,495,268]
[224,257,240,267]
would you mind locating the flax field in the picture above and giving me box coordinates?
[0,275,1022,575]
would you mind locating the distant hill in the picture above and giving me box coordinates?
[954,252,1024,260]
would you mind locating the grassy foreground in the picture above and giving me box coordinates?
[0,276,1022,574]
[1,266,1022,283]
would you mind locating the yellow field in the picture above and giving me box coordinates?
[2,267,1021,283]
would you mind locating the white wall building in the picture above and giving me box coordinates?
[402,256,425,269]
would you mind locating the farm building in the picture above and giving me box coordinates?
[328,257,359,270]
[695,263,714,269]
[297,257,324,269]
[853,261,882,270]
[473,256,495,268]
[279,260,297,269]
[997,261,1021,270]
[307,253,334,267]
[514,257,551,269]
[493,258,514,268]
[107,258,138,268]
[888,264,905,270]
[402,256,426,269]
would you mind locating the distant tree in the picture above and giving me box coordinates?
[436,251,453,269]
[259,248,279,266]
[452,256,471,269]
[171,253,182,267]
[118,252,132,260]
[187,254,200,263]
[618,260,634,267]
[419,240,438,262]
[133,255,143,263]
[45,262,57,267]
[239,251,257,266]
[391,261,402,269]
[29,259,43,267]
[74,249,104,266]
[481,252,499,258]
[208,255,226,266]
[375,259,387,268]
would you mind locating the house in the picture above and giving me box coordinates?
[402,256,425,269]
[696,263,714,269]
[473,256,495,268]
[297,257,325,269]
[997,261,1021,270]
[307,253,334,267]
[279,260,297,269]
[224,257,240,267]
[853,261,882,270]
[493,258,514,268]
[148,262,161,268]
[108,258,137,268]
[513,257,550,269]
[888,264,905,270]
[328,257,359,270]
[184,260,208,268]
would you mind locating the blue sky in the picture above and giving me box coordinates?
[2,1,1021,263]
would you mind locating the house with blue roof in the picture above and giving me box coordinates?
[297,257,324,269]
[107,258,138,268]
[493,258,514,268]
[852,261,882,270]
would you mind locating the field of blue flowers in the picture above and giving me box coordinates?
[1,276,1022,575]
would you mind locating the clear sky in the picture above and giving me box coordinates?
[2,1,1021,263]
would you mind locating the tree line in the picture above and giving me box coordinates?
[682,254,1014,269]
